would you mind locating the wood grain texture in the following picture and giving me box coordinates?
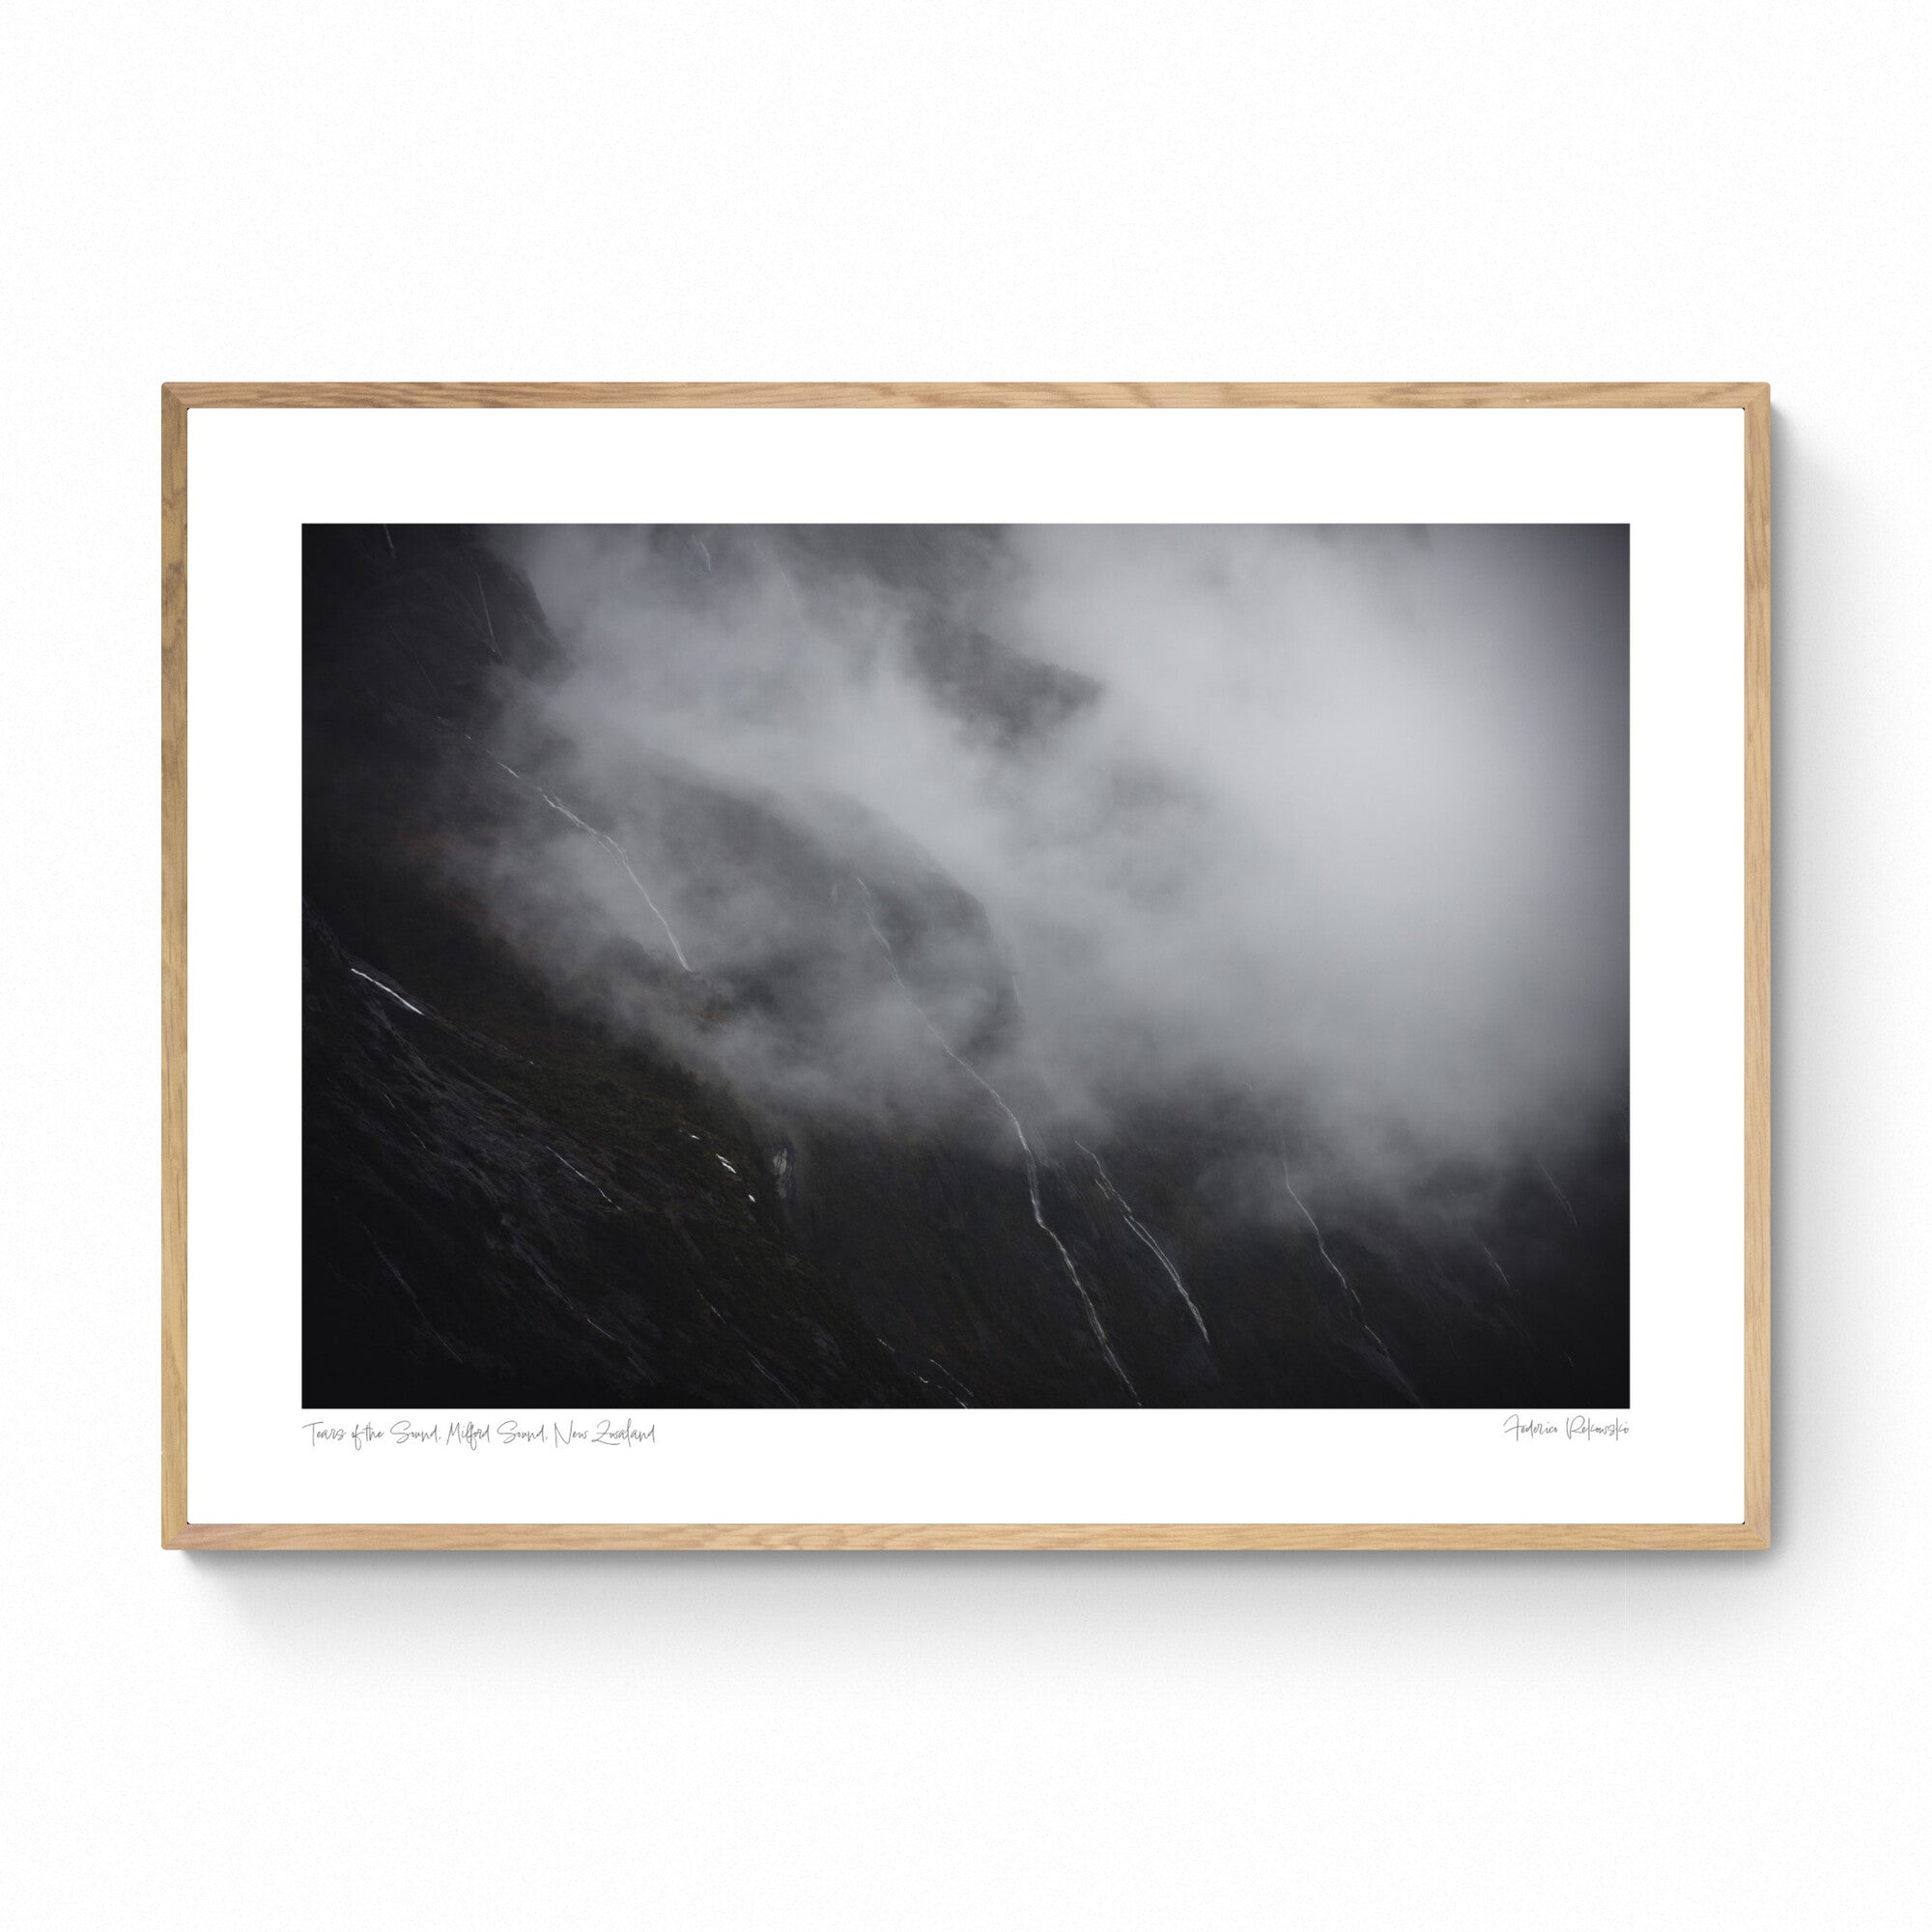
[163,381,1765,412]
[161,386,188,1550]
[161,381,1771,1552]
[1744,388,1772,1548]
[171,1520,1770,1552]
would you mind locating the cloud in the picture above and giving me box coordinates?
[477,523,1628,1190]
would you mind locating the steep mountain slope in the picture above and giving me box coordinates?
[302,525,1628,1408]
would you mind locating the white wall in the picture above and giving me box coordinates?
[3,5,1924,1925]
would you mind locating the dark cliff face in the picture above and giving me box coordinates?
[301,525,1628,1409]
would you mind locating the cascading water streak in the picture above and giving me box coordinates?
[1279,1157,1418,1403]
[855,878,1139,1402]
[482,749,693,972]
[1076,1140,1210,1347]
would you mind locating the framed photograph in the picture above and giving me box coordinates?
[162,383,1769,1549]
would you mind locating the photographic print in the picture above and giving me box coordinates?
[302,520,1631,1413]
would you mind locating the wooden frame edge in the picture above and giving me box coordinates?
[163,380,1767,412]
[162,384,188,1549]
[160,380,1771,1553]
[1744,385,1772,1548]
[171,1521,1769,1552]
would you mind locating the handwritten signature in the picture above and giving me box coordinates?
[1502,1414,1630,1442]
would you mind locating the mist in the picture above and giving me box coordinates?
[473,524,1626,1202]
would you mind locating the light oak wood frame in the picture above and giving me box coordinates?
[161,383,1771,1550]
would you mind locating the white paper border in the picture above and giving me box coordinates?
[185,405,1744,1525]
